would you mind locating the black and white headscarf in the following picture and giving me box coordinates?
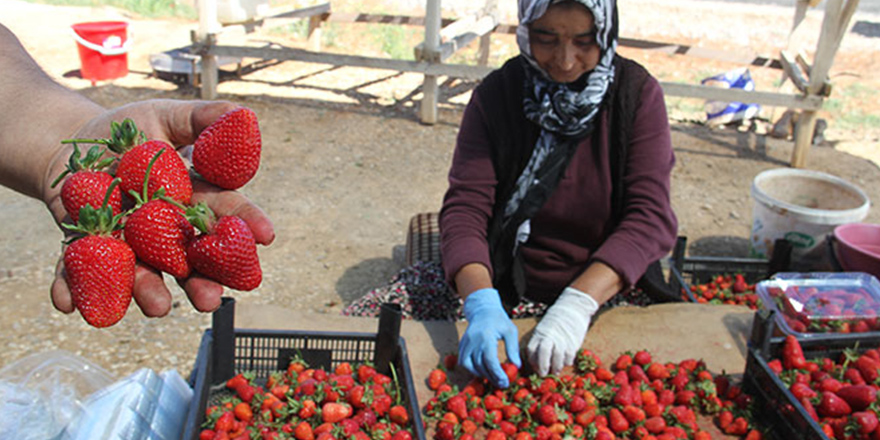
[504,0,618,250]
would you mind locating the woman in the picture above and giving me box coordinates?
[440,0,678,387]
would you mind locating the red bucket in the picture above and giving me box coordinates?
[71,21,130,83]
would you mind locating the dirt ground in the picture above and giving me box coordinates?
[1,0,879,384]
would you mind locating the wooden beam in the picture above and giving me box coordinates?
[414,14,498,62]
[210,45,495,79]
[263,3,330,20]
[659,82,824,111]
[780,50,809,93]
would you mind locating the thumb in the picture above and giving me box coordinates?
[145,99,239,147]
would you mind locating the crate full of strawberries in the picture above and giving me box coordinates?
[183,298,426,440]
[743,309,880,440]
[668,236,792,309]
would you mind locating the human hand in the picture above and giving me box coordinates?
[527,286,599,376]
[46,99,275,318]
[459,288,521,388]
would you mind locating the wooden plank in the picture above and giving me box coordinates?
[618,38,783,69]
[264,3,330,20]
[780,50,809,93]
[415,14,498,62]
[659,82,824,111]
[210,44,493,79]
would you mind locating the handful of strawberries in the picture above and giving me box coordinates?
[55,106,263,328]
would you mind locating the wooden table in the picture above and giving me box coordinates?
[235,302,756,408]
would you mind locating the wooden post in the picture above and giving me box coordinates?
[197,0,220,100]
[307,15,323,52]
[790,0,859,168]
[420,0,442,125]
[477,0,499,66]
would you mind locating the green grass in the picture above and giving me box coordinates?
[23,0,197,19]
[824,83,880,131]
[372,24,417,60]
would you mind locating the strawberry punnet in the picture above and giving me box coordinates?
[62,181,135,328]
[51,144,120,223]
[193,106,262,190]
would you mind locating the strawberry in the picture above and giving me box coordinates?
[123,150,196,278]
[186,206,262,291]
[427,368,446,391]
[125,198,195,277]
[817,391,852,417]
[193,106,262,190]
[65,119,193,205]
[835,384,876,411]
[52,144,120,223]
[115,139,192,205]
[782,335,808,370]
[62,192,135,328]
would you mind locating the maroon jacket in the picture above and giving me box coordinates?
[440,56,678,304]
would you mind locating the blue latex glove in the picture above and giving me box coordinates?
[459,288,521,388]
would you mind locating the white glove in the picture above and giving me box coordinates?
[527,286,599,376]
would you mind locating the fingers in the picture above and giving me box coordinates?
[484,349,509,388]
[179,274,224,312]
[527,337,552,377]
[550,346,566,375]
[191,179,275,245]
[501,322,522,368]
[132,264,172,317]
[50,257,74,313]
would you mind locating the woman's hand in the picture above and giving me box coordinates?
[46,99,275,317]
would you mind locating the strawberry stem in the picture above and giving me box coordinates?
[60,118,146,154]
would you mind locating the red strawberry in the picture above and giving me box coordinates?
[124,199,195,278]
[52,144,121,223]
[186,206,262,291]
[427,368,446,391]
[817,391,852,417]
[115,140,192,205]
[65,120,193,205]
[193,107,262,190]
[122,149,196,278]
[782,335,808,370]
[62,200,135,328]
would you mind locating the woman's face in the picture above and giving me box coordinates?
[528,1,601,84]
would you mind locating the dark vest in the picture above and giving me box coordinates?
[477,54,654,311]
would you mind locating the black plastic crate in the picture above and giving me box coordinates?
[183,298,426,440]
[742,309,880,440]
[668,236,792,302]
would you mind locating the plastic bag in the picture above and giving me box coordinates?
[61,368,194,440]
[701,68,761,126]
[0,350,114,440]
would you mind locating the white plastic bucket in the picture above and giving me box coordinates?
[750,168,871,260]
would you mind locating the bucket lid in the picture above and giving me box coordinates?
[751,168,871,224]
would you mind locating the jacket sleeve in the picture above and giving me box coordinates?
[439,91,497,290]
[590,75,679,287]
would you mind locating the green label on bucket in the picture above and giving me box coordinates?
[784,232,815,248]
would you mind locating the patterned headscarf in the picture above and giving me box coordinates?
[503,0,619,245]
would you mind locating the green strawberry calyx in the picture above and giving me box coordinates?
[161,196,216,235]
[61,178,125,242]
[60,118,146,155]
[50,143,116,189]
